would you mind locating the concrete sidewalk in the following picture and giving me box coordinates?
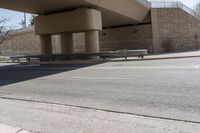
[0,124,30,133]
[0,98,200,133]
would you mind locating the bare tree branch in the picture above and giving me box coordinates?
[195,2,200,15]
[0,17,12,46]
[0,30,10,44]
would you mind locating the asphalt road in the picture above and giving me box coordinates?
[0,57,200,123]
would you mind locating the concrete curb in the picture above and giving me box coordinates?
[20,60,106,65]
[112,55,200,62]
[0,124,30,133]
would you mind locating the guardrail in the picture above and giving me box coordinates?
[151,1,200,19]
[9,49,148,62]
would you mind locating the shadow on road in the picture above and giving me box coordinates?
[0,63,99,87]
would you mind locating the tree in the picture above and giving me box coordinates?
[195,2,200,15]
[0,17,11,45]
[19,19,25,28]
[29,14,36,26]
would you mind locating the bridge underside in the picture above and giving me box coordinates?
[0,0,150,27]
[0,0,150,57]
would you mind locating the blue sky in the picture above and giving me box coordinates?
[0,0,199,28]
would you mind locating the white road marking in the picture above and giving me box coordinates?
[72,76,130,80]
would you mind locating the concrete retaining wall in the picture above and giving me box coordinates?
[151,8,200,52]
[99,24,153,52]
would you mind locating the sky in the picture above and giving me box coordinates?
[0,0,199,29]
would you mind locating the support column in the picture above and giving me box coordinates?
[40,34,52,55]
[85,30,100,53]
[60,33,73,54]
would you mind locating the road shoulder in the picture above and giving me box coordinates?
[0,98,199,133]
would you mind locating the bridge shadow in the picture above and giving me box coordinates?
[0,63,100,87]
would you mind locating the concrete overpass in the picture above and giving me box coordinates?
[0,0,150,55]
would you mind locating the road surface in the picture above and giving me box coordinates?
[0,57,200,124]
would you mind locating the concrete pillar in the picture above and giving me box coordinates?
[85,30,100,53]
[40,34,52,55]
[60,33,73,54]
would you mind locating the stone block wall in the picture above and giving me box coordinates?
[151,8,200,52]
[0,23,153,56]
[0,31,63,55]
[0,31,40,55]
[99,24,153,52]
